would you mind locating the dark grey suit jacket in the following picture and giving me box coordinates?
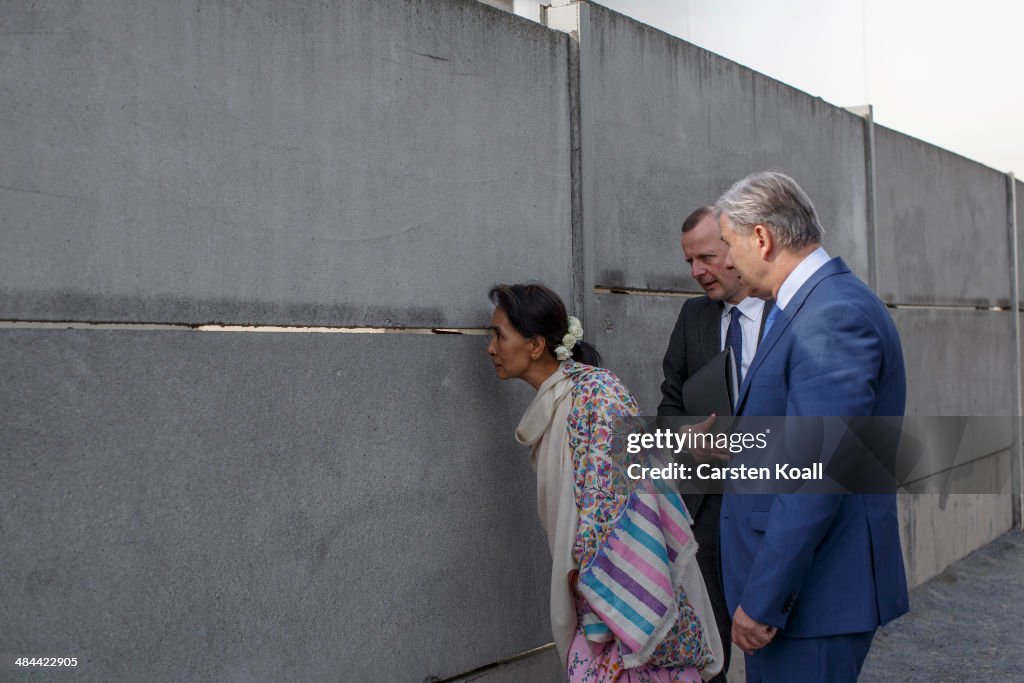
[658,296,724,419]
[657,296,771,514]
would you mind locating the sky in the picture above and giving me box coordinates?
[597,0,1023,178]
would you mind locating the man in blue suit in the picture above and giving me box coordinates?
[714,171,909,682]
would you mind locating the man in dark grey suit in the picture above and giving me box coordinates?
[658,205,770,682]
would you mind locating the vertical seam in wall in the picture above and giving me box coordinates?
[864,105,879,291]
[577,1,596,332]
[568,32,584,318]
[1009,172,1022,529]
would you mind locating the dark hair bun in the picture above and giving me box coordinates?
[488,282,602,367]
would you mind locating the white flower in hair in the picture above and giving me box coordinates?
[568,316,583,338]
[555,315,582,362]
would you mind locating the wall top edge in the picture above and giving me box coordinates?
[874,123,1014,178]
[582,2,869,127]
[582,1,1010,178]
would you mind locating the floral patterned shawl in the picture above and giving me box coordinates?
[517,362,723,677]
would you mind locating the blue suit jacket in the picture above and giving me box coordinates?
[720,257,909,637]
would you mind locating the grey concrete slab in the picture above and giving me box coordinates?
[901,483,1011,589]
[0,0,572,327]
[874,126,1012,306]
[581,4,870,294]
[899,490,1014,590]
[0,329,555,682]
[891,308,1016,417]
[589,292,689,415]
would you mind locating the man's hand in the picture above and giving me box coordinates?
[732,605,777,654]
[678,414,731,463]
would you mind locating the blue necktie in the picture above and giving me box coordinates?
[726,306,744,386]
[763,304,782,336]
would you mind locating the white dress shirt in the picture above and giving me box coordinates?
[720,296,765,380]
[775,246,832,311]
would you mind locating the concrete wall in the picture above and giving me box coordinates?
[590,292,689,413]
[891,308,1017,586]
[871,133,1018,588]
[579,4,870,295]
[874,126,1013,307]
[896,308,1015,417]
[2,1,1020,681]
[2,329,553,682]
[1,0,566,680]
[0,0,572,327]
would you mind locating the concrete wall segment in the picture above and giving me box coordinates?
[0,329,552,682]
[891,307,1015,417]
[580,4,870,294]
[587,292,688,415]
[899,492,1013,589]
[874,125,1012,307]
[0,0,573,327]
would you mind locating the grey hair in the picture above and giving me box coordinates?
[714,171,824,249]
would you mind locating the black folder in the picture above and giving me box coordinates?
[681,347,737,432]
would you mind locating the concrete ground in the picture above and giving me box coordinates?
[860,529,1024,682]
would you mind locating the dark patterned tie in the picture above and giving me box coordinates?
[726,306,744,386]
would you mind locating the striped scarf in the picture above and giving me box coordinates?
[578,471,718,670]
